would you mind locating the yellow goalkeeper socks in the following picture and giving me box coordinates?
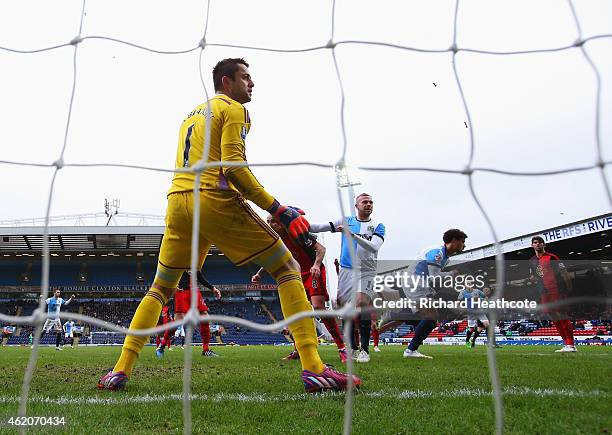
[276,270,324,373]
[113,287,169,377]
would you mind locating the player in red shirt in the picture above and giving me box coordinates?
[529,236,576,352]
[371,320,380,352]
[155,306,173,351]
[252,214,348,363]
[157,270,222,357]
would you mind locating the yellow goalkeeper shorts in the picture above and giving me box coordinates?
[158,190,291,270]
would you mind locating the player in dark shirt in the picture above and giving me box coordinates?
[252,214,348,363]
[530,236,575,352]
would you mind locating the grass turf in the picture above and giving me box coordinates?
[0,345,610,434]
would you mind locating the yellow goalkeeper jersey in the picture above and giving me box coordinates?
[168,94,274,210]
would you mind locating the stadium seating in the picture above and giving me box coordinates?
[3,296,610,346]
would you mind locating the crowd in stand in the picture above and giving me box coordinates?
[0,304,19,316]
[437,322,460,336]
[81,300,140,331]
[495,319,612,337]
[60,298,278,336]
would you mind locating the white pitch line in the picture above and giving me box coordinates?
[508,353,611,357]
[0,387,608,406]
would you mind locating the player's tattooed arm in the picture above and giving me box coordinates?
[196,271,215,290]
[310,241,326,278]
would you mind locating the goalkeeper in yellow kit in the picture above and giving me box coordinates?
[97,58,360,393]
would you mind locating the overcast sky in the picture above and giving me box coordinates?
[1,0,611,272]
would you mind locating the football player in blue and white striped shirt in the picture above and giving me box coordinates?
[458,286,487,348]
[310,193,386,363]
[402,229,467,359]
[63,319,76,348]
[43,290,75,350]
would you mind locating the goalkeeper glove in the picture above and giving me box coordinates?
[268,201,310,245]
[288,206,305,215]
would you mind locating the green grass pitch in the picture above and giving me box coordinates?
[0,345,610,434]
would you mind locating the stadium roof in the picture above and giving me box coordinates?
[452,212,612,264]
[0,226,220,255]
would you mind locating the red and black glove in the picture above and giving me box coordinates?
[268,201,310,246]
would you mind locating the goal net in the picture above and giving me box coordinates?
[1,1,610,434]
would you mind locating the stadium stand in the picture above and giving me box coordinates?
[2,217,610,348]
[0,226,286,347]
[1,298,290,346]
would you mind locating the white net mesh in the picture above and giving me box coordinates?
[1,1,611,434]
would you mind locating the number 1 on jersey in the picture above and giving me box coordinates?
[183,124,195,167]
